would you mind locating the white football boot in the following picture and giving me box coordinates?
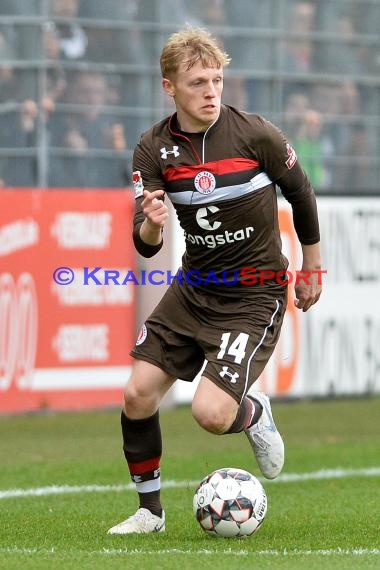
[107,508,166,535]
[244,391,285,479]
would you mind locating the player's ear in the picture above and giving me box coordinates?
[162,78,175,97]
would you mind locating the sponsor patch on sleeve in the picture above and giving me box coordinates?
[285,143,297,169]
[132,170,144,198]
[136,323,147,346]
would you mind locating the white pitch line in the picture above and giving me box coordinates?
[0,466,379,501]
[0,547,379,557]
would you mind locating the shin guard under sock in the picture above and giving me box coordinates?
[121,410,162,516]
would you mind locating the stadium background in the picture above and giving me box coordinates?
[1,0,379,413]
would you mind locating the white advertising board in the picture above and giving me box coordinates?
[170,197,380,402]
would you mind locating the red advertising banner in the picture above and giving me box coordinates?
[0,189,136,413]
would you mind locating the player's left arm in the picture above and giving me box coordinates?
[253,117,323,311]
[275,165,322,311]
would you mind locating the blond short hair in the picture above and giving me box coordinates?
[160,27,231,78]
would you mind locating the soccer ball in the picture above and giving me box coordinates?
[193,467,267,538]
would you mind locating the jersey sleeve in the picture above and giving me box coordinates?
[131,137,165,257]
[253,117,320,245]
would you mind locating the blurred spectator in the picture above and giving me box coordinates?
[0,28,37,103]
[282,2,316,73]
[223,1,278,113]
[316,12,366,76]
[51,72,121,148]
[0,31,38,186]
[349,1,380,74]
[0,99,39,186]
[282,92,310,140]
[222,77,248,111]
[77,0,151,131]
[292,109,334,189]
[332,82,371,191]
[43,22,67,107]
[0,14,71,187]
[48,0,88,60]
[0,30,16,102]
[333,123,370,192]
[0,0,40,60]
[49,72,127,187]
[0,0,378,191]
[310,84,342,152]
[309,80,374,191]
[78,0,146,64]
[182,0,247,110]
[310,82,359,150]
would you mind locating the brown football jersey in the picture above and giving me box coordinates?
[132,105,319,296]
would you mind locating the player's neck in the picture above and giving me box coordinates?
[176,112,219,134]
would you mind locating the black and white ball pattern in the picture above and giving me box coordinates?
[193,467,267,538]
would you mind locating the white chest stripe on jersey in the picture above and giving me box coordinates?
[166,171,272,205]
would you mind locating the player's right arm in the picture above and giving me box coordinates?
[132,138,169,257]
[139,190,169,245]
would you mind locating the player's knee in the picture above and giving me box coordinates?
[192,401,233,434]
[123,382,154,416]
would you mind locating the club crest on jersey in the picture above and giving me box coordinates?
[194,171,216,195]
[132,170,144,198]
[160,146,180,159]
[136,324,147,346]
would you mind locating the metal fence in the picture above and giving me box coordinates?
[0,0,379,193]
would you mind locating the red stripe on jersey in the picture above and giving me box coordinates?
[128,457,161,475]
[163,157,259,182]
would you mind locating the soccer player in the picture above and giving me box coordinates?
[108,27,322,534]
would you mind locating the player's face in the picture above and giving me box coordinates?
[163,60,223,132]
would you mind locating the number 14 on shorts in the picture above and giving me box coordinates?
[217,332,249,364]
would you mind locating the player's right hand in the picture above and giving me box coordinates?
[141,190,169,228]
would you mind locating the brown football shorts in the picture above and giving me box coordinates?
[130,280,287,403]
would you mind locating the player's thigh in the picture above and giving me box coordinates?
[200,295,286,404]
[131,282,205,382]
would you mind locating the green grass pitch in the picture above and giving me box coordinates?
[0,396,379,569]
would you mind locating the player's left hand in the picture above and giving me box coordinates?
[294,269,322,312]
